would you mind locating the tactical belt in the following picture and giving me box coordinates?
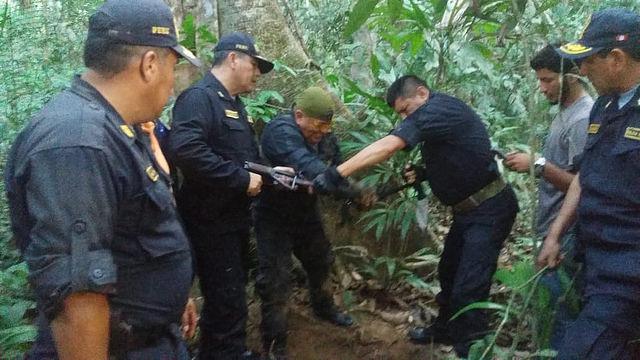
[452,177,506,213]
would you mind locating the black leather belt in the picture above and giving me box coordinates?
[453,177,506,213]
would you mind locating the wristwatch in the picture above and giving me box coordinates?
[534,157,547,178]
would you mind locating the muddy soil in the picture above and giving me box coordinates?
[244,290,456,360]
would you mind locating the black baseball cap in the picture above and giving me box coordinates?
[557,8,640,59]
[88,0,202,67]
[214,32,274,74]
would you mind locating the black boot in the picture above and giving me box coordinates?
[408,324,453,345]
[313,306,354,327]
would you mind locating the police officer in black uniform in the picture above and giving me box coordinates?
[539,9,640,359]
[256,87,354,359]
[314,75,519,357]
[4,1,201,358]
[166,32,273,359]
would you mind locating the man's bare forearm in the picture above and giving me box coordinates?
[542,162,576,193]
[336,135,406,177]
[51,292,110,360]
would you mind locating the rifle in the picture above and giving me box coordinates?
[374,163,430,230]
[244,161,313,191]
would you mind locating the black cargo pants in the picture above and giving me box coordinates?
[183,216,251,360]
[254,217,335,355]
[435,186,518,357]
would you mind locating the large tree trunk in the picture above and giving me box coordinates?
[216,0,320,101]
[167,0,319,102]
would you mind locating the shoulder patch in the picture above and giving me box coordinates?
[225,109,239,119]
[588,124,600,134]
[624,127,640,141]
[120,125,135,138]
[145,165,159,182]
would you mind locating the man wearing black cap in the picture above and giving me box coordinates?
[255,87,354,359]
[167,32,273,359]
[314,75,519,358]
[538,8,640,359]
[4,0,201,359]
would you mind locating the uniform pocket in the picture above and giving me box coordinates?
[611,137,640,173]
[611,136,640,156]
[222,118,245,131]
[136,183,188,258]
[219,118,255,155]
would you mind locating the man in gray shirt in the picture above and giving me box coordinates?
[504,43,593,348]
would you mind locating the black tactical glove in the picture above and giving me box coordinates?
[314,166,357,198]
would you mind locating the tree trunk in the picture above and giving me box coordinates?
[216,0,320,101]
[167,0,321,102]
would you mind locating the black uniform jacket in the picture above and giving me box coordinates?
[257,112,341,224]
[5,76,192,326]
[168,72,261,233]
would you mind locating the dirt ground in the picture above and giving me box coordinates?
[243,289,456,360]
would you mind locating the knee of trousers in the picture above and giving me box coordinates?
[256,272,291,305]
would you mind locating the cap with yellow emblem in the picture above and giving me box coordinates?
[87,0,202,67]
[214,32,274,74]
[557,8,640,59]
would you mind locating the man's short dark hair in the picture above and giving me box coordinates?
[84,35,169,76]
[530,43,577,74]
[386,75,430,108]
[212,50,250,67]
[212,50,232,67]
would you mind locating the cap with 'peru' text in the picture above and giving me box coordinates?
[214,32,274,74]
[88,0,202,67]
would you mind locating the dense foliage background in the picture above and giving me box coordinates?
[1,0,639,358]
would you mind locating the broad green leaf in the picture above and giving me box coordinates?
[387,0,403,22]
[531,349,559,358]
[347,130,374,144]
[430,0,448,20]
[343,0,382,38]
[404,273,431,291]
[180,14,196,50]
[0,2,9,33]
[408,0,432,30]
[370,53,381,78]
[197,25,217,46]
[0,324,36,349]
[451,301,513,320]
[494,260,536,291]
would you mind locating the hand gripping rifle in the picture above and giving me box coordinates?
[375,165,429,230]
[244,161,313,191]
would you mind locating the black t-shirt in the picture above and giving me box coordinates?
[391,92,498,205]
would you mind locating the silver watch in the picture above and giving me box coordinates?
[534,157,546,178]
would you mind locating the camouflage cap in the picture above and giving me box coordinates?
[295,87,336,121]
